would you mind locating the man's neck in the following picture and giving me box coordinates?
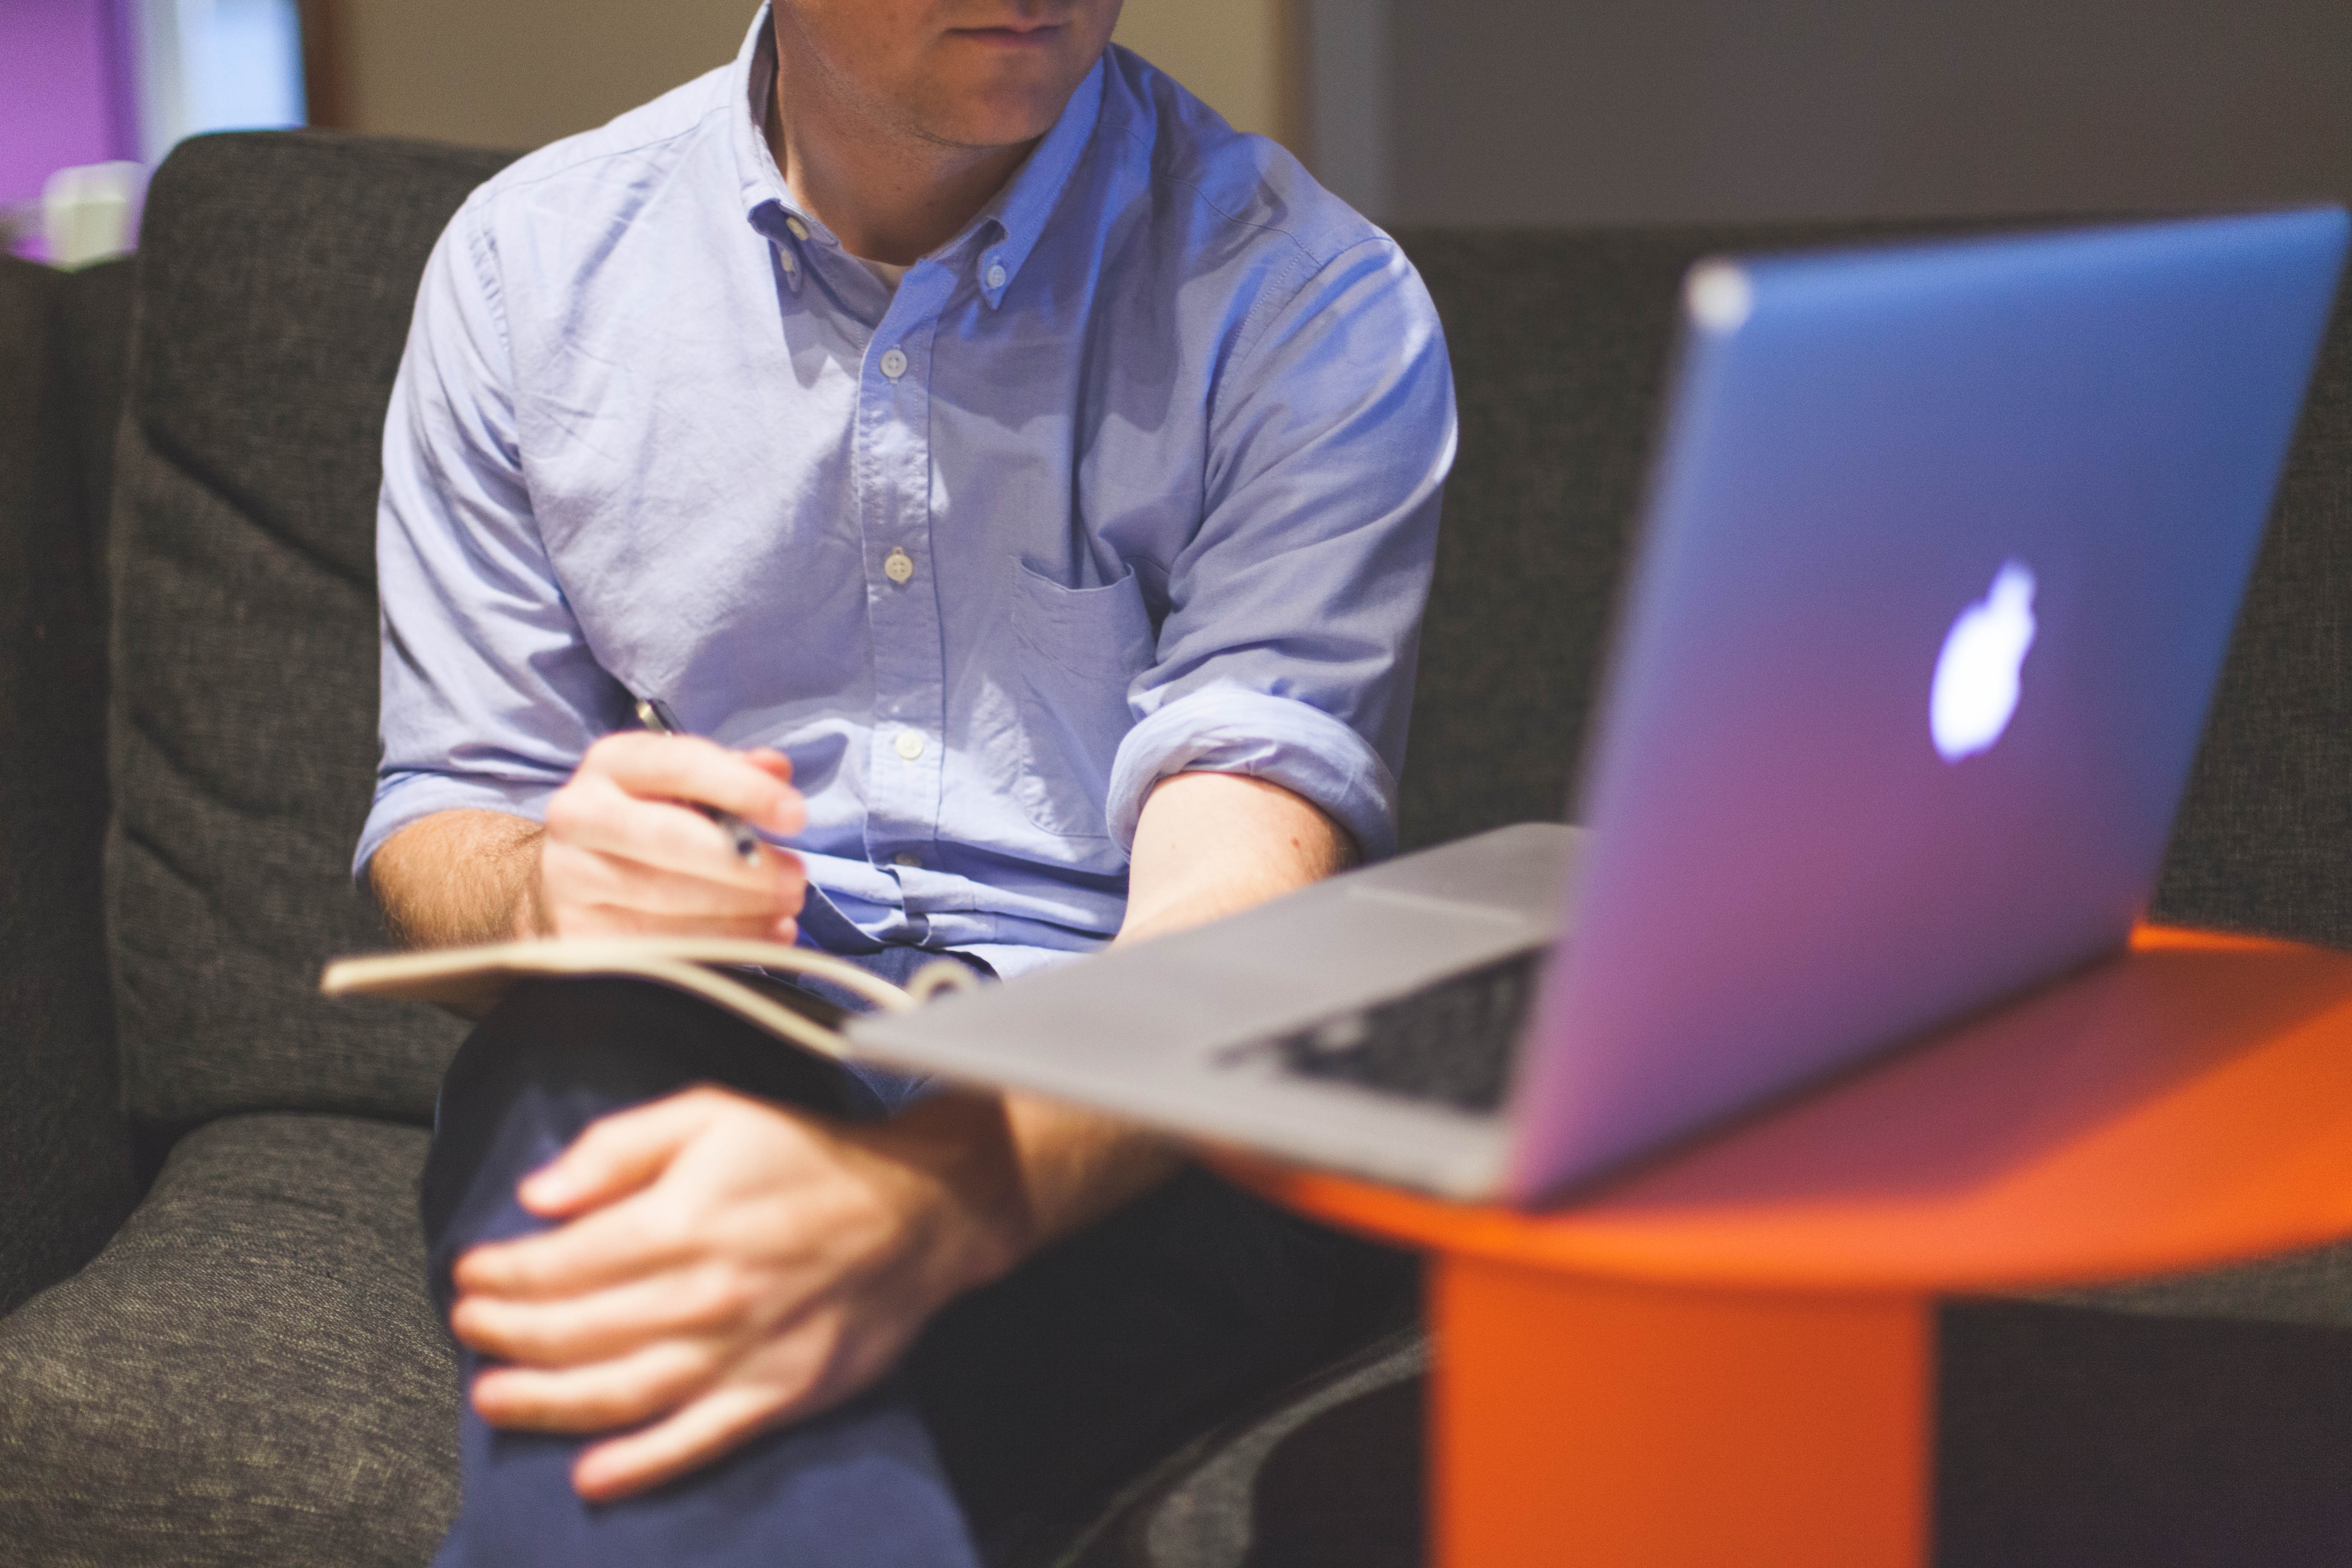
[765,21,1039,267]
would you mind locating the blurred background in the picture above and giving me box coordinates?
[8,0,2352,264]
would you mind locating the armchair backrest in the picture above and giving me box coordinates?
[110,132,508,1130]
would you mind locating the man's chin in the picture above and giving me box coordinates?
[905,106,1068,154]
[905,64,1088,144]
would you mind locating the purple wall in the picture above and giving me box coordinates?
[3,0,139,208]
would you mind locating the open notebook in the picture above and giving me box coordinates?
[320,939,980,1056]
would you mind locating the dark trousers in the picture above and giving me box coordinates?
[419,952,1399,1565]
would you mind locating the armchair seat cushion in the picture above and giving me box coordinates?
[0,1113,456,1566]
[1059,1328,1427,1568]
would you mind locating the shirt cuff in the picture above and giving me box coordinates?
[351,770,559,883]
[1106,688,1399,861]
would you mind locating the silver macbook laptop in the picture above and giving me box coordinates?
[848,209,2349,1206]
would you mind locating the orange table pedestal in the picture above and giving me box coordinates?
[1226,929,2352,1567]
[1430,1263,1929,1565]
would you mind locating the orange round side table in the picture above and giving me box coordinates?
[1219,928,2352,1568]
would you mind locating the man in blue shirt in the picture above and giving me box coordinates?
[363,3,1452,1562]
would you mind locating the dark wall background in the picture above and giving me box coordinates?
[1386,0,2352,226]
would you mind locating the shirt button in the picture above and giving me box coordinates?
[883,547,914,584]
[785,215,808,240]
[879,346,909,379]
[780,249,799,276]
[985,261,1007,290]
[893,729,926,761]
[892,851,921,869]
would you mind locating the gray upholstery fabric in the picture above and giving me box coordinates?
[1939,1297,2352,1566]
[1058,1330,1425,1568]
[108,132,510,1127]
[57,258,133,603]
[0,1112,457,1566]
[0,255,136,1315]
[2031,1236,2352,1330]
[1947,1228,2352,1565]
[2150,250,2352,947]
[1941,1204,2352,1563]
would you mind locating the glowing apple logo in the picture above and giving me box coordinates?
[1931,561,2037,763]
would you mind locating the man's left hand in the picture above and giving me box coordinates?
[448,1086,1028,1502]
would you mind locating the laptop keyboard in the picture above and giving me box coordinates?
[1255,949,1545,1115]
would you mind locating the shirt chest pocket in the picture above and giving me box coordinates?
[1009,558,1157,840]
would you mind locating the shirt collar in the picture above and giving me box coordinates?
[957,52,1104,308]
[727,8,816,291]
[725,4,1105,309]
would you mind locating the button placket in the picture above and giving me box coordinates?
[856,272,952,893]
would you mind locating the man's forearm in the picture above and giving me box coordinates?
[371,808,545,950]
[1119,771,1357,942]
[875,1090,1183,1292]
[958,770,1360,1269]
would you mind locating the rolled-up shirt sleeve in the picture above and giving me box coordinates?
[354,200,631,880]
[1106,234,1456,860]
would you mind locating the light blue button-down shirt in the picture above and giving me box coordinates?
[361,9,1455,975]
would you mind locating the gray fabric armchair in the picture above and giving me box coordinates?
[5,131,2352,1567]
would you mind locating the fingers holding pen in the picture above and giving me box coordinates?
[547,781,804,898]
[537,735,809,938]
[585,732,804,836]
[537,846,804,942]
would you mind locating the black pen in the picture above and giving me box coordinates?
[633,696,764,865]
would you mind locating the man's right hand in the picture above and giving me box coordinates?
[369,737,810,952]
[534,733,809,941]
